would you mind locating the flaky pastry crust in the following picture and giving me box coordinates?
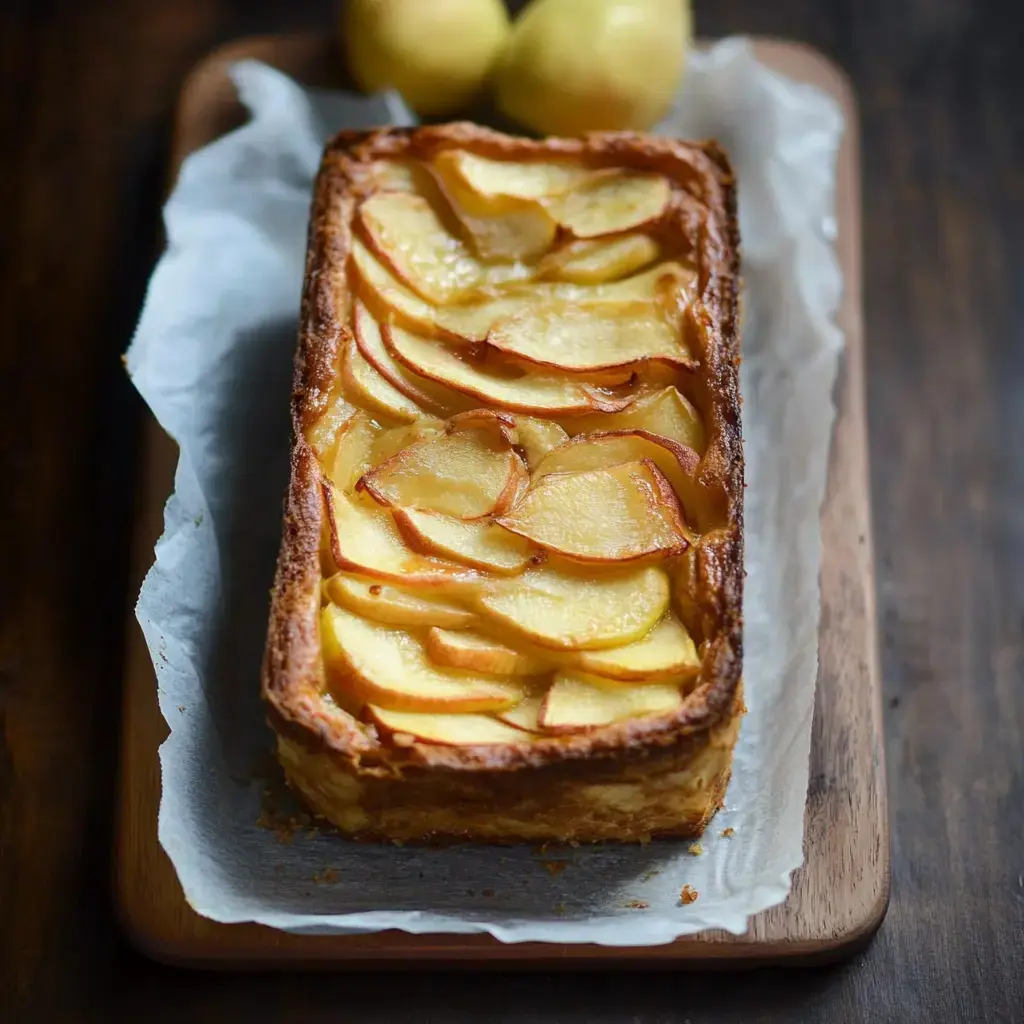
[261,124,743,841]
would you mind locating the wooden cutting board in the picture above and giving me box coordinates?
[115,34,887,967]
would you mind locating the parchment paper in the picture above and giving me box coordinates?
[126,39,844,944]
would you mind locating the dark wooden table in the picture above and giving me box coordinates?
[1,0,1021,1020]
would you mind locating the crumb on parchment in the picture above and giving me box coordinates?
[687,843,704,856]
[721,827,735,838]
[541,860,570,877]
[679,884,699,905]
[623,900,649,910]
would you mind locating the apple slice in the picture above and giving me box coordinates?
[306,387,356,462]
[566,386,706,455]
[393,506,534,574]
[322,604,524,712]
[430,150,558,261]
[358,423,527,519]
[476,565,670,651]
[538,234,661,284]
[494,692,545,732]
[368,418,444,467]
[384,322,631,415]
[367,706,530,746]
[546,172,672,238]
[496,460,689,563]
[355,159,435,194]
[327,411,379,492]
[342,337,423,423]
[353,300,469,414]
[512,416,569,467]
[357,191,530,304]
[574,615,700,682]
[324,574,478,629]
[486,302,692,373]
[426,628,551,676]
[323,480,479,587]
[444,151,592,199]
[539,672,683,732]
[533,430,701,535]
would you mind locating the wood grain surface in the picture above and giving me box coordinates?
[114,33,884,968]
[1,0,1021,1021]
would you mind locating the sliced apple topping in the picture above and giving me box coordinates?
[384,322,631,415]
[324,480,479,587]
[367,706,530,746]
[546,172,672,238]
[533,430,701,537]
[358,422,527,518]
[476,565,670,651]
[430,150,558,262]
[539,672,683,732]
[394,506,534,574]
[494,692,545,732]
[426,628,550,676]
[326,411,379,492]
[306,386,356,462]
[322,604,524,712]
[512,416,569,467]
[566,386,706,455]
[538,234,661,284]
[342,338,424,423]
[353,300,468,414]
[357,191,530,305]
[368,418,444,467]
[574,615,700,682]
[486,302,692,373]
[325,574,478,629]
[442,151,591,200]
[497,460,689,563]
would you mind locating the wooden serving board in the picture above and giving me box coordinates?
[115,34,887,967]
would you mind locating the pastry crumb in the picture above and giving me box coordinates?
[624,900,649,910]
[721,827,735,838]
[679,884,699,905]
[687,842,704,856]
[541,859,570,877]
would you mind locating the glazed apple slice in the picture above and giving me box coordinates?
[441,151,591,200]
[366,705,531,746]
[305,385,356,462]
[357,191,530,304]
[353,301,469,414]
[476,565,670,651]
[323,480,479,587]
[486,302,693,373]
[368,418,444,467]
[494,693,545,732]
[511,416,569,468]
[573,615,700,682]
[546,172,672,238]
[326,410,379,492]
[393,506,534,574]
[538,234,661,284]
[496,459,689,563]
[383,323,631,415]
[358,422,528,519]
[430,150,558,261]
[426,628,550,676]
[342,337,424,423]
[321,604,524,712]
[533,430,702,535]
[324,574,478,629]
[566,386,706,455]
[539,672,683,732]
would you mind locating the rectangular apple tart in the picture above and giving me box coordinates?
[263,124,743,843]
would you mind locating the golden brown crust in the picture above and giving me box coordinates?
[262,125,743,828]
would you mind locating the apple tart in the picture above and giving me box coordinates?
[263,124,743,843]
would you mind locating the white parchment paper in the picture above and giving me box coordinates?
[126,39,843,944]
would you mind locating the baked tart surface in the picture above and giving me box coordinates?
[263,124,743,842]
